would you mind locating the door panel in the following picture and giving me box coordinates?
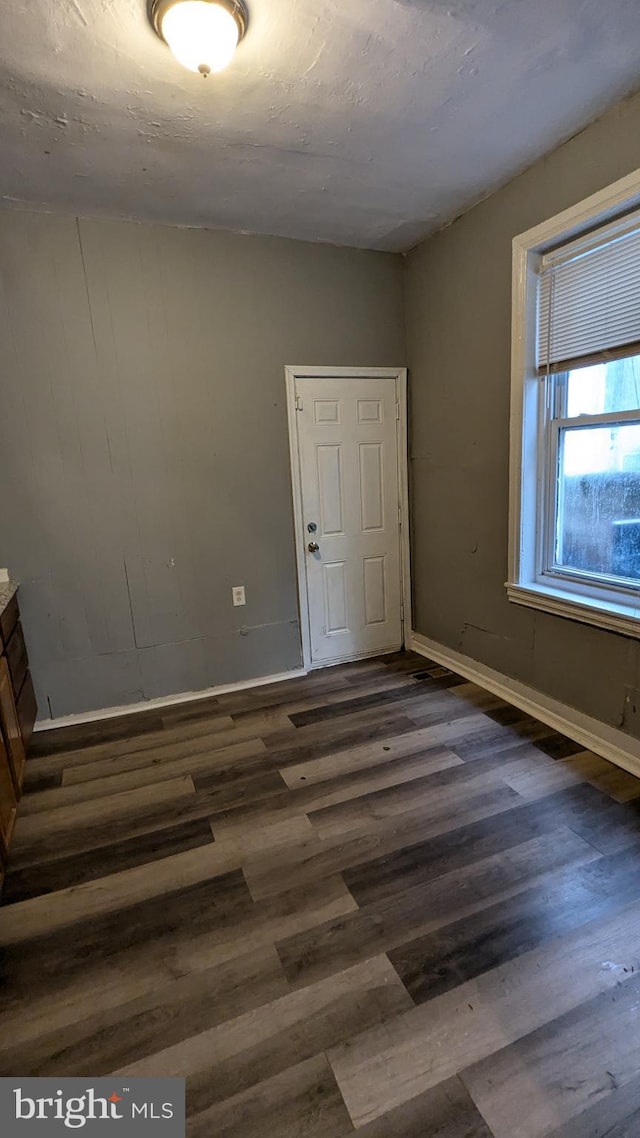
[359,443,385,531]
[324,561,348,633]
[297,376,403,666]
[363,556,387,625]
[317,444,345,535]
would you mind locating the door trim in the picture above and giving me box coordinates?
[284,365,410,672]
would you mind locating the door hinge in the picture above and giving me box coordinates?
[295,394,303,411]
[400,600,405,622]
[398,503,402,526]
[396,402,400,420]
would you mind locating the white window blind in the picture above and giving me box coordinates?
[537,209,640,373]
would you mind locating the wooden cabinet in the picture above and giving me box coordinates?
[0,657,25,793]
[0,587,37,888]
[0,729,17,851]
[7,621,29,697]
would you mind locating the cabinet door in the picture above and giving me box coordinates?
[0,656,25,793]
[6,621,28,696]
[0,727,17,851]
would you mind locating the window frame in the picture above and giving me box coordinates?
[507,168,640,638]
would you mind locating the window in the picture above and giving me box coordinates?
[508,173,640,636]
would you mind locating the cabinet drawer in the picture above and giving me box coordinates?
[0,593,19,648]
[17,671,37,751]
[6,621,28,697]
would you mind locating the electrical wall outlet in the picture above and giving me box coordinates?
[232,585,246,607]
[0,568,9,585]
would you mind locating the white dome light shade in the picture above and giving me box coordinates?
[150,0,248,76]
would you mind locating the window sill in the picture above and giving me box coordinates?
[506,580,640,639]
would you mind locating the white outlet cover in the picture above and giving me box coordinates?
[0,568,9,584]
[232,586,246,607]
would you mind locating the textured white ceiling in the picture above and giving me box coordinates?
[2,0,640,251]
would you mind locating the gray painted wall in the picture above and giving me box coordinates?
[0,211,405,718]
[406,89,640,740]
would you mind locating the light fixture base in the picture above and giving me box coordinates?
[148,0,249,46]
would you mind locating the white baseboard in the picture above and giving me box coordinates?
[34,668,308,732]
[410,630,640,780]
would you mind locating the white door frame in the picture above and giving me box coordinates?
[285,365,411,672]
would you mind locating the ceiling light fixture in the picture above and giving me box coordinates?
[149,0,248,77]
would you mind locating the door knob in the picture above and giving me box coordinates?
[308,542,320,553]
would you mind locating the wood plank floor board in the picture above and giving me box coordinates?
[276,827,599,989]
[158,695,232,726]
[264,688,496,766]
[388,841,640,1005]
[450,721,557,762]
[21,770,63,794]
[217,772,519,846]
[525,780,640,854]
[462,969,640,1138]
[210,812,315,856]
[0,876,356,1051]
[534,733,587,760]
[411,673,469,695]
[9,777,201,865]
[20,753,283,814]
[209,747,463,841]
[60,741,285,799]
[6,651,640,1136]
[60,732,267,786]
[494,750,591,800]
[15,771,325,865]
[448,682,507,712]
[209,746,464,842]
[439,742,617,804]
[24,714,240,780]
[231,670,420,731]
[1,816,216,904]
[562,749,640,802]
[328,899,640,1127]
[0,858,254,954]
[215,745,459,799]
[187,1053,355,1138]
[281,731,470,790]
[483,704,542,729]
[288,678,448,728]
[346,1077,495,1138]
[243,783,525,901]
[28,710,166,757]
[542,1072,640,1138]
[264,711,423,764]
[118,955,413,1114]
[214,663,387,716]
[387,774,640,861]
[0,945,290,1078]
[272,716,432,776]
[305,763,521,840]
[11,774,197,856]
[279,709,514,792]
[339,789,606,908]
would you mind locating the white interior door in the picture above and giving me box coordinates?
[296,375,403,666]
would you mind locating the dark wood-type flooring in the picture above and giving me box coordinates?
[3,651,640,1136]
